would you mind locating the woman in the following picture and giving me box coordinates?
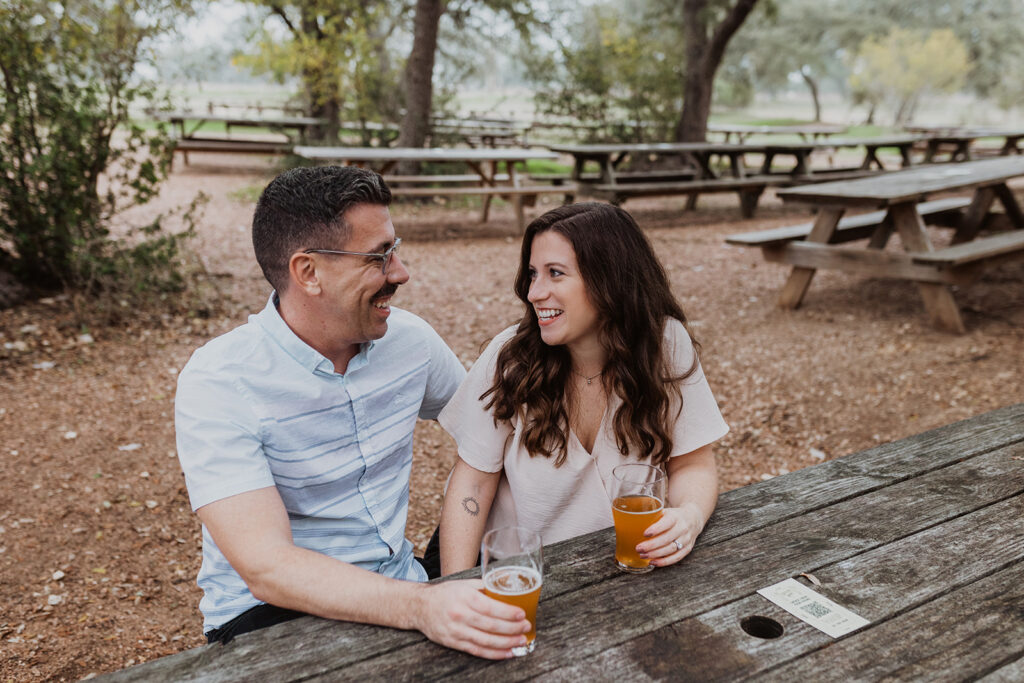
[437,202,728,575]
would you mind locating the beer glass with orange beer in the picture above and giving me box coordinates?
[481,526,543,656]
[609,463,666,573]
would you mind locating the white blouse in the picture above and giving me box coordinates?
[438,319,729,545]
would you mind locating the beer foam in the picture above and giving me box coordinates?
[485,566,542,595]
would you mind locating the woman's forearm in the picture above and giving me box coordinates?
[439,458,501,576]
[666,443,718,527]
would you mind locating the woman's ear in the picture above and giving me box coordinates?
[288,252,322,295]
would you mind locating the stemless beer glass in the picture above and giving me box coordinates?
[609,463,666,573]
[481,526,543,656]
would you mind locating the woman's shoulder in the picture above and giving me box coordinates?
[661,317,697,368]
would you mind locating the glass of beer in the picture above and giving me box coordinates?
[609,463,666,573]
[481,526,543,656]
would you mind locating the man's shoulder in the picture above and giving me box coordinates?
[378,308,445,348]
[180,318,265,377]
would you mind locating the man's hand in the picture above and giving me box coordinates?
[412,579,531,659]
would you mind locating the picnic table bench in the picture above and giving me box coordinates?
[101,402,1024,681]
[151,111,329,168]
[293,146,565,230]
[729,157,1024,333]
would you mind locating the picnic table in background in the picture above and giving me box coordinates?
[545,138,925,218]
[707,122,848,143]
[430,117,530,148]
[546,141,771,217]
[152,111,328,167]
[102,402,1024,681]
[905,126,1024,161]
[292,145,564,230]
[727,156,1024,333]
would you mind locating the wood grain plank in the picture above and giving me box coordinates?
[100,405,1024,682]
[759,562,1024,682]
[978,657,1024,682]
[240,441,1024,682]
[541,492,1024,681]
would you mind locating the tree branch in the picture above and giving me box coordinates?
[706,0,760,74]
[268,4,298,37]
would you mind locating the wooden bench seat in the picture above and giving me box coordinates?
[172,138,294,168]
[530,169,697,184]
[725,196,973,248]
[587,177,769,218]
[912,230,1024,267]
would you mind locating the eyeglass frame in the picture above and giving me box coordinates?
[303,238,402,275]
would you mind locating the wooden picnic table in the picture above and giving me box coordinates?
[746,157,1024,333]
[906,127,1024,161]
[545,138,925,218]
[707,122,848,143]
[292,146,562,229]
[154,111,328,142]
[101,402,1024,681]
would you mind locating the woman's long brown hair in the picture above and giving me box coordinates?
[480,202,699,467]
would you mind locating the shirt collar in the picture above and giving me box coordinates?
[253,292,375,375]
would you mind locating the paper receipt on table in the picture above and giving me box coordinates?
[757,578,870,638]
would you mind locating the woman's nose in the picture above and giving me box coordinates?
[527,279,546,302]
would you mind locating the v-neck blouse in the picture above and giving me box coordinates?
[438,320,729,546]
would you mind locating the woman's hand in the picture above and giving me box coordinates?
[634,502,706,568]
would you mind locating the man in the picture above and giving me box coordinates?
[174,166,529,658]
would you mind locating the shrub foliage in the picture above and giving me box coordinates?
[0,0,201,304]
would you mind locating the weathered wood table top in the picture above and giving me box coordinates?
[777,156,1024,207]
[102,403,1024,681]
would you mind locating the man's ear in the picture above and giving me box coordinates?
[288,252,322,295]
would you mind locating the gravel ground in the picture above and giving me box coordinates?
[1,154,1022,680]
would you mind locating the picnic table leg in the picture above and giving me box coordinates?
[738,188,762,219]
[777,208,844,309]
[465,160,494,222]
[889,202,965,334]
[993,183,1024,228]
[861,147,882,170]
[792,151,810,176]
[951,187,997,245]
[899,144,914,167]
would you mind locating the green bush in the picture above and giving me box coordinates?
[0,0,203,313]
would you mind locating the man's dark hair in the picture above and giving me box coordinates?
[252,165,392,292]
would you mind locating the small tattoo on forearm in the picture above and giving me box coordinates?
[462,497,480,516]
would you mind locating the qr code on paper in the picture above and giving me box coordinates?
[802,601,832,619]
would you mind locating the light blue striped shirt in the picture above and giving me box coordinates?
[174,295,465,631]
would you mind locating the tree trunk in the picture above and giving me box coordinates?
[298,8,340,143]
[800,68,821,122]
[396,0,445,150]
[674,0,761,142]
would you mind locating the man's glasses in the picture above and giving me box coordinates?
[304,238,402,275]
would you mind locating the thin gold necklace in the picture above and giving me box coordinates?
[572,368,603,385]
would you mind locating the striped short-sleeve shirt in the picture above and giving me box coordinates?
[174,295,465,631]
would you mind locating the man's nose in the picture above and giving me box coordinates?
[387,253,410,284]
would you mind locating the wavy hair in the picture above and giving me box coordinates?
[481,202,699,467]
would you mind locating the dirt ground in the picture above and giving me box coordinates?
[2,154,1023,681]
